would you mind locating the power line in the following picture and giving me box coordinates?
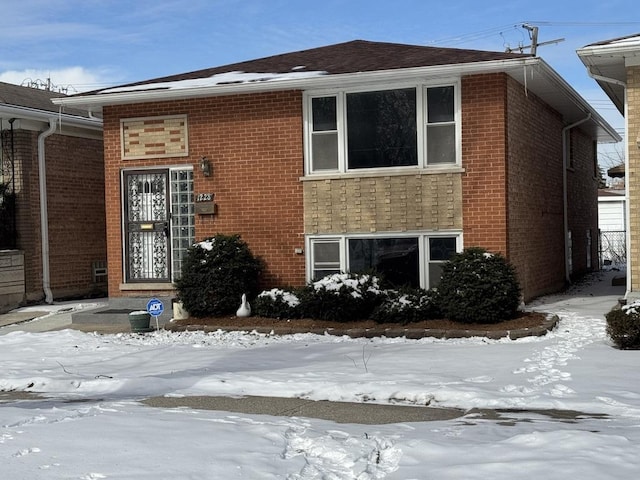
[427,21,640,49]
[525,21,640,27]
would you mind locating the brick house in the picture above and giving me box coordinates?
[0,82,105,309]
[54,40,618,306]
[578,34,640,300]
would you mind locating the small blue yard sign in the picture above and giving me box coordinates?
[146,298,164,317]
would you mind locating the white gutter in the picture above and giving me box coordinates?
[578,39,640,59]
[562,113,592,284]
[37,118,58,304]
[53,57,544,108]
[585,67,626,88]
[0,104,102,131]
[52,56,618,144]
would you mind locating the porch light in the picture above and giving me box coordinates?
[200,156,212,177]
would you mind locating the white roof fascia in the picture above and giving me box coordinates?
[51,56,618,142]
[577,36,640,59]
[0,103,102,132]
[52,58,542,110]
[533,58,621,142]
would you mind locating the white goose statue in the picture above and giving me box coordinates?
[236,294,251,317]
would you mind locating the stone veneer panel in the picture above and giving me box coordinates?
[303,173,462,234]
[121,115,188,159]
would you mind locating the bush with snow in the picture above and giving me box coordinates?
[606,302,640,349]
[254,288,301,319]
[270,273,384,322]
[175,234,263,317]
[436,247,521,324]
[371,287,441,324]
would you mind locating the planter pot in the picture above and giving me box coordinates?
[172,300,189,320]
[129,311,152,333]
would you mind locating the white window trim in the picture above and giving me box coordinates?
[303,79,461,176]
[306,231,463,289]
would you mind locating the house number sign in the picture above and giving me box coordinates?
[196,193,213,202]
[195,193,216,215]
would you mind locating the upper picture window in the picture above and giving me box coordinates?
[306,82,458,174]
[346,88,417,169]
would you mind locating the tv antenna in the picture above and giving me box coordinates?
[506,24,564,56]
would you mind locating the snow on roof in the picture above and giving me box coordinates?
[99,70,327,94]
[585,33,640,48]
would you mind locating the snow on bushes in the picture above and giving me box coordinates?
[606,301,640,349]
[436,247,521,324]
[175,234,263,317]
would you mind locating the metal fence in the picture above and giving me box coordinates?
[599,230,626,267]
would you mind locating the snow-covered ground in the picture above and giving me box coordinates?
[1,270,637,479]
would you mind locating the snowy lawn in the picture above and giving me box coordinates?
[1,271,638,479]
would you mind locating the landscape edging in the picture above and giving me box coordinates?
[166,314,559,340]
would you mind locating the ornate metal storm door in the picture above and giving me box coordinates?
[124,170,170,282]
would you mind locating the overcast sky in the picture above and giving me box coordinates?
[1,0,638,151]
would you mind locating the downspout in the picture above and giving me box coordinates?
[38,118,58,304]
[562,113,592,285]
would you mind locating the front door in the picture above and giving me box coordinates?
[124,170,170,282]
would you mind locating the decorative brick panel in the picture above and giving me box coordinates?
[121,115,188,159]
[303,173,462,234]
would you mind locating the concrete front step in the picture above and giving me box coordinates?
[72,296,175,326]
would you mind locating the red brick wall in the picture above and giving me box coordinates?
[12,130,105,301]
[103,91,306,297]
[461,73,590,301]
[45,134,106,298]
[505,76,566,300]
[461,73,509,254]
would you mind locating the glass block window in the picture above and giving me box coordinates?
[170,169,194,281]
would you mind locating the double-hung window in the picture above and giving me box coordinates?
[425,86,456,165]
[306,82,459,173]
[308,234,461,289]
[310,97,339,171]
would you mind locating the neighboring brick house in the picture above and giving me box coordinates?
[578,34,640,299]
[0,82,105,308]
[55,40,618,304]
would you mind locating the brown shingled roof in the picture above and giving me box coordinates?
[0,81,99,119]
[104,39,530,92]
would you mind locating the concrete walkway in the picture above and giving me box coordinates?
[142,395,465,424]
[0,300,116,335]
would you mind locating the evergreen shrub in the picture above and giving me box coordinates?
[371,287,441,324]
[175,234,262,317]
[254,288,301,319]
[436,247,521,324]
[296,273,385,322]
[606,303,640,349]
